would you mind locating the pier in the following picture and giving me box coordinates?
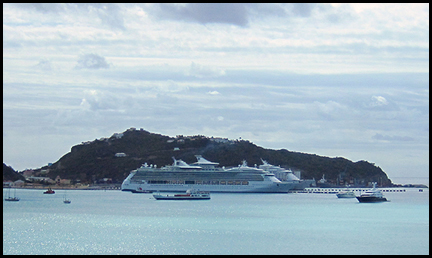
[292,187,408,194]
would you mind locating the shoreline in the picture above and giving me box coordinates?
[3,185,428,192]
[3,185,121,190]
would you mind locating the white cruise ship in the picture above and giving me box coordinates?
[121,155,296,193]
[259,159,314,190]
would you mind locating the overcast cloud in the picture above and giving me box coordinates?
[3,3,429,183]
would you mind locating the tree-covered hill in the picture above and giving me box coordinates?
[3,163,25,182]
[16,128,392,186]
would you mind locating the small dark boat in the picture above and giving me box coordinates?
[356,183,387,203]
[43,187,55,194]
[5,197,20,201]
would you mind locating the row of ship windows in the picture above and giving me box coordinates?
[147,180,249,185]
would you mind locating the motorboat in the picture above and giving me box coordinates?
[356,183,388,203]
[43,187,55,194]
[153,189,210,200]
[336,186,356,198]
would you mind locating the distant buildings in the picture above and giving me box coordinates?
[22,169,34,178]
[168,135,235,144]
[26,176,55,184]
[210,137,234,144]
[55,176,71,185]
[2,180,24,187]
[112,133,124,139]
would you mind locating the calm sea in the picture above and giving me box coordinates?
[3,187,429,255]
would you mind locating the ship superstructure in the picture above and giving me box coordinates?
[121,155,296,193]
[259,159,314,190]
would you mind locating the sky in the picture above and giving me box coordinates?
[3,3,429,183]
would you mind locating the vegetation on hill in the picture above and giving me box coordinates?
[5,128,392,186]
[3,163,25,182]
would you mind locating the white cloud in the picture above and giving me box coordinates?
[75,54,110,70]
[314,100,344,117]
[8,3,126,30]
[34,60,53,71]
[371,95,388,106]
[153,3,250,26]
[149,4,341,26]
[187,62,226,78]
[372,133,414,142]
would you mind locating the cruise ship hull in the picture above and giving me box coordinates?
[122,182,294,193]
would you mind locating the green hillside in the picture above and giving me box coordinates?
[3,163,25,182]
[18,128,392,186]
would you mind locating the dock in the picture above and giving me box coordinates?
[291,187,408,194]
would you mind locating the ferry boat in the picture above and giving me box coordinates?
[153,189,210,200]
[336,188,356,198]
[356,183,388,203]
[121,155,296,193]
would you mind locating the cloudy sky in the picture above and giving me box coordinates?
[3,3,429,183]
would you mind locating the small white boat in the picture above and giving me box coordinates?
[336,186,356,198]
[63,191,71,204]
[153,189,210,200]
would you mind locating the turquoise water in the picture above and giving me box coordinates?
[3,188,429,255]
